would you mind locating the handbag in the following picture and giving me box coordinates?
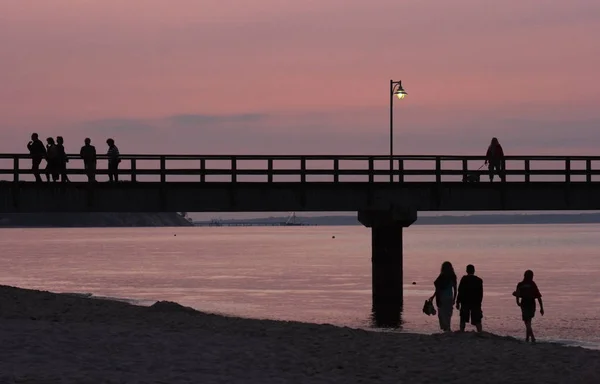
[422,298,437,316]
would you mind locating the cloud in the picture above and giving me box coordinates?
[2,103,599,156]
[51,108,600,156]
[80,118,157,133]
[76,113,269,139]
[166,113,267,126]
[490,118,600,150]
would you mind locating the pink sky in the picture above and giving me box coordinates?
[1,0,600,155]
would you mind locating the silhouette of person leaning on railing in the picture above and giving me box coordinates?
[27,133,46,182]
[485,137,505,182]
[106,138,120,182]
[56,136,70,182]
[80,138,97,182]
[44,137,59,182]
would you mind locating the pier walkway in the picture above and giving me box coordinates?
[1,154,599,213]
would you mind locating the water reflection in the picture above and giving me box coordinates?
[370,302,404,329]
[1,226,600,344]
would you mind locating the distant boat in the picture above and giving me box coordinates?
[176,212,194,224]
[280,212,307,226]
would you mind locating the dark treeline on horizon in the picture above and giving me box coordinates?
[196,213,600,226]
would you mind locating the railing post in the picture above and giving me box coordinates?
[435,157,441,183]
[130,159,137,182]
[586,159,592,183]
[524,160,530,182]
[398,159,404,183]
[200,159,206,182]
[389,156,394,183]
[231,156,237,183]
[160,156,166,183]
[462,159,468,182]
[565,158,571,183]
[368,157,374,183]
[300,157,306,183]
[267,158,273,183]
[333,158,339,183]
[13,156,19,182]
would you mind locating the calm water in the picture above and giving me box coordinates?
[1,225,599,348]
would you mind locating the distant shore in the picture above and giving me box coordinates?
[196,212,600,227]
[1,285,599,383]
[0,212,193,227]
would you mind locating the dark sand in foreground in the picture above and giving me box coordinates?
[1,285,598,383]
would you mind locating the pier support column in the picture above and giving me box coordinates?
[358,208,416,326]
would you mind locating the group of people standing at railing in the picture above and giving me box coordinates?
[27,133,121,183]
[24,134,506,183]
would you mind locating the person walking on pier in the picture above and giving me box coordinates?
[27,133,46,182]
[513,269,544,343]
[430,261,457,332]
[45,137,59,182]
[485,137,505,182]
[106,138,120,182]
[56,136,70,182]
[80,138,97,182]
[456,264,484,332]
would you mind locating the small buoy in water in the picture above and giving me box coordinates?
[174,234,177,237]
[332,235,336,239]
[412,282,416,285]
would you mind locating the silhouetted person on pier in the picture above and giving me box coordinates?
[456,264,483,332]
[56,136,70,182]
[430,261,457,332]
[27,133,46,182]
[106,138,120,182]
[45,137,59,182]
[80,138,97,182]
[513,270,544,343]
[485,137,505,182]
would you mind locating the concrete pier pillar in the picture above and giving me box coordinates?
[358,208,417,327]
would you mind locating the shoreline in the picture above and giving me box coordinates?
[1,285,600,383]
[0,225,190,229]
[0,212,193,228]
[63,291,600,352]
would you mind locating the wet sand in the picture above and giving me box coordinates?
[1,285,598,383]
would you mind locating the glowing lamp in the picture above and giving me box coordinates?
[394,85,407,99]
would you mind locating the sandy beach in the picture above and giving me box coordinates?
[0,285,598,384]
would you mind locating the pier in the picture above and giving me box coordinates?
[2,154,600,212]
[2,153,600,317]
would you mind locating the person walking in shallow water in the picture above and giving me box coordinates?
[513,270,544,342]
[430,261,457,332]
[456,264,484,332]
[485,137,505,182]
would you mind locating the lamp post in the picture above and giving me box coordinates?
[389,80,407,182]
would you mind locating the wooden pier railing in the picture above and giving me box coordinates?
[1,154,599,183]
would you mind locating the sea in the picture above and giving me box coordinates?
[1,224,599,350]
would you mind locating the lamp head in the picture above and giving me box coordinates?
[394,82,407,99]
